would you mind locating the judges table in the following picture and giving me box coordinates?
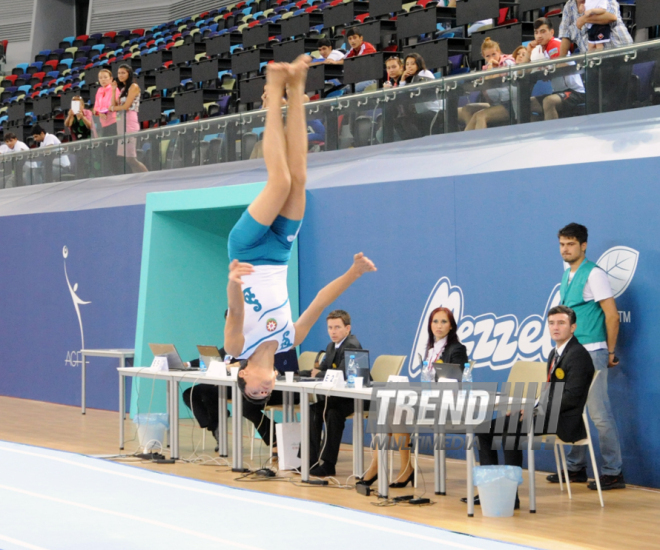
[116,369,537,516]
[275,381,536,515]
[117,368,244,470]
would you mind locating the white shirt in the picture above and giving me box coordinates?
[544,48,586,94]
[567,264,613,350]
[39,133,71,168]
[335,336,347,349]
[238,265,295,360]
[0,141,29,154]
[584,0,609,30]
[326,49,344,62]
[425,336,447,364]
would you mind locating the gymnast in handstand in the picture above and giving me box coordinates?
[224,55,376,404]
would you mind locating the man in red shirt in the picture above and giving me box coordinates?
[527,17,586,120]
[344,27,378,93]
[345,27,377,58]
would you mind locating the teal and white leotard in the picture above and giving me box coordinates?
[228,209,302,360]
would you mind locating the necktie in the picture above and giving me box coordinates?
[547,352,559,382]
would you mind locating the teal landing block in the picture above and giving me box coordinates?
[131,183,300,418]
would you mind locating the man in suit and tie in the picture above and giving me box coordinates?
[468,305,594,507]
[307,310,362,477]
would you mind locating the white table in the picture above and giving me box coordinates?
[117,368,243,470]
[115,372,538,514]
[81,348,134,414]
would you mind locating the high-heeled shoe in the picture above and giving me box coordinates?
[356,474,378,487]
[389,470,415,488]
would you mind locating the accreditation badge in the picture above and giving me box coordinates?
[555,367,565,380]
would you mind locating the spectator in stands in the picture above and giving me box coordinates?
[0,132,31,188]
[460,38,516,131]
[383,56,404,88]
[316,37,344,65]
[512,45,530,65]
[93,69,120,175]
[558,0,632,57]
[344,27,377,93]
[93,69,119,139]
[558,0,632,112]
[31,125,71,183]
[579,0,611,52]
[65,97,95,141]
[396,53,443,137]
[527,18,586,121]
[110,64,148,173]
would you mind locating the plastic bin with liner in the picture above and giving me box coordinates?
[473,465,523,517]
[134,413,169,452]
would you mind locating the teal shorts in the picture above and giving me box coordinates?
[228,209,302,265]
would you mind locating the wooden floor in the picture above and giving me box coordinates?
[1,397,658,550]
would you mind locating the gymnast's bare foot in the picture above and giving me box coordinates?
[287,54,311,93]
[266,62,289,92]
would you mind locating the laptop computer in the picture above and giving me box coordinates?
[149,343,196,371]
[433,362,464,382]
[344,349,373,387]
[196,345,223,369]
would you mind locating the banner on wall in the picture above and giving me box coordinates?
[63,245,92,369]
[408,246,639,377]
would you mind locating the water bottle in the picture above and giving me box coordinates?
[421,361,434,384]
[461,362,472,383]
[346,354,357,388]
[199,355,207,372]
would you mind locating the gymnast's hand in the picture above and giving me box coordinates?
[350,252,377,277]
[228,259,255,285]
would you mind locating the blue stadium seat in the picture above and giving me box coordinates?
[18,85,31,94]
[16,63,29,74]
[61,36,75,46]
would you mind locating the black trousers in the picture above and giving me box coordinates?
[309,396,355,466]
[476,415,525,469]
[182,385,298,446]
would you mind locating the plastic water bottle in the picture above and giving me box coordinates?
[461,362,472,383]
[421,361,434,384]
[199,355,207,372]
[346,355,357,388]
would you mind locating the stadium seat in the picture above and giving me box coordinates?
[63,47,78,59]
[36,50,51,63]
[73,35,89,47]
[18,85,31,94]
[60,36,75,48]
[13,63,29,75]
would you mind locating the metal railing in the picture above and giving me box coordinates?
[1,38,659,189]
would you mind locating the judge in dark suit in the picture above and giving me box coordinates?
[308,309,362,477]
[469,305,595,507]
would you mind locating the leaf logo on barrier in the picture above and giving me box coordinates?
[596,247,639,299]
[408,246,639,378]
[63,246,91,367]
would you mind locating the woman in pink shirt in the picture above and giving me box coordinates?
[93,69,119,138]
[93,69,120,173]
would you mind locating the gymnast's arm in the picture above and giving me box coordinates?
[224,259,253,357]
[293,253,376,346]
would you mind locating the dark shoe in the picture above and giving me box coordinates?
[460,495,520,510]
[310,462,336,477]
[389,470,415,488]
[546,467,588,484]
[589,473,625,490]
[213,428,219,453]
[356,474,378,487]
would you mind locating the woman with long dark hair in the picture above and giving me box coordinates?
[110,64,148,173]
[357,307,469,489]
[424,306,468,365]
